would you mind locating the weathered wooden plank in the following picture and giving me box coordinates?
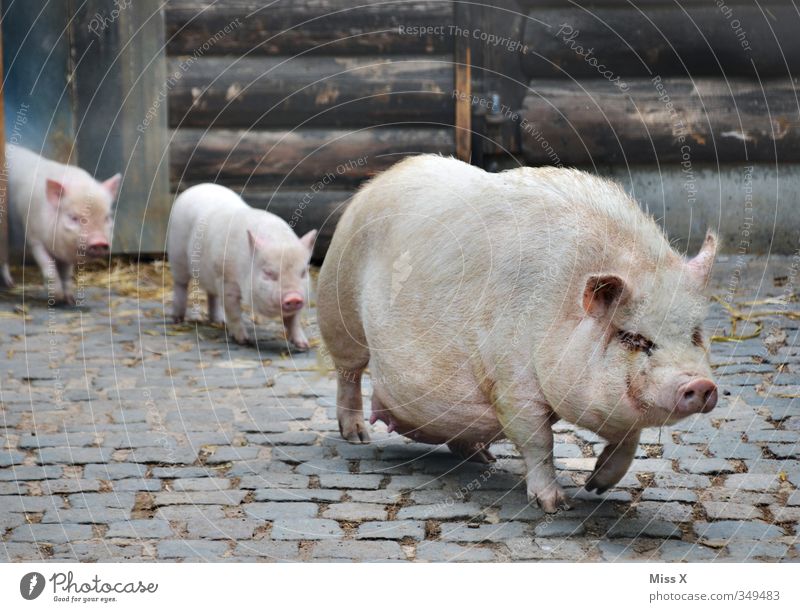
[454,3,472,162]
[165,0,453,56]
[521,5,800,78]
[519,78,800,165]
[170,127,455,188]
[70,0,171,254]
[168,55,453,128]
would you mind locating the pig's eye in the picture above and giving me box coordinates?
[692,327,704,347]
[617,330,656,356]
[262,270,278,281]
[69,214,81,224]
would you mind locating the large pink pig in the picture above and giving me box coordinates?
[1,145,119,304]
[318,155,718,512]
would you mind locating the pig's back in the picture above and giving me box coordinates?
[167,184,248,283]
[4,145,91,229]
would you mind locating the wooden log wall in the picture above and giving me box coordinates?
[166,0,457,257]
[474,1,800,167]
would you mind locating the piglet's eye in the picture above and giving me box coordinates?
[263,270,278,281]
[617,330,656,356]
[69,215,81,224]
[692,327,704,347]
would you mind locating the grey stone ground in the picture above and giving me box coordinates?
[0,256,799,562]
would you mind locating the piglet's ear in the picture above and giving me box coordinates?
[299,229,318,253]
[686,229,718,287]
[247,229,267,252]
[102,173,122,200]
[582,274,630,319]
[46,179,66,209]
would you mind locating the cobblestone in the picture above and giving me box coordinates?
[0,257,798,561]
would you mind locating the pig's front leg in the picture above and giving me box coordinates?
[585,431,640,494]
[495,394,571,513]
[222,281,249,344]
[283,312,309,350]
[30,242,65,303]
[55,260,75,306]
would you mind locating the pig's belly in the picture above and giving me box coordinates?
[367,360,504,445]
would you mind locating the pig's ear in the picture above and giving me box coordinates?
[45,179,67,209]
[299,229,318,253]
[247,229,267,252]
[582,274,631,319]
[102,173,122,200]
[685,229,717,287]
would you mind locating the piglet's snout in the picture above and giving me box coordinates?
[675,378,718,415]
[281,292,304,312]
[86,240,110,258]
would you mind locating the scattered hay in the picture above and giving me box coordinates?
[75,259,173,301]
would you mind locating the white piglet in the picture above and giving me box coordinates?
[1,145,120,304]
[167,184,316,349]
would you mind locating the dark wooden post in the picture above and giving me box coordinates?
[70,0,170,255]
[0,27,7,276]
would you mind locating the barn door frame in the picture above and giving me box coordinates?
[454,0,529,170]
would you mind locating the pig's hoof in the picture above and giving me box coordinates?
[232,330,251,345]
[59,293,76,307]
[585,471,615,495]
[447,440,496,464]
[173,314,185,324]
[290,336,310,351]
[339,418,371,444]
[530,485,572,514]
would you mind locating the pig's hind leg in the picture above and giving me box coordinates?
[447,440,496,464]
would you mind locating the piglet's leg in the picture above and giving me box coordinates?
[222,281,249,344]
[283,312,309,350]
[207,293,224,324]
[585,432,640,494]
[55,260,75,306]
[30,242,65,303]
[495,395,571,513]
[1,263,15,288]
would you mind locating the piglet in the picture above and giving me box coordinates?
[1,145,119,303]
[167,183,316,349]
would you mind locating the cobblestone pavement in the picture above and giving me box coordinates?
[1,256,799,562]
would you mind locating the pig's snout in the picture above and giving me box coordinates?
[281,292,304,312]
[675,378,717,415]
[86,240,110,258]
